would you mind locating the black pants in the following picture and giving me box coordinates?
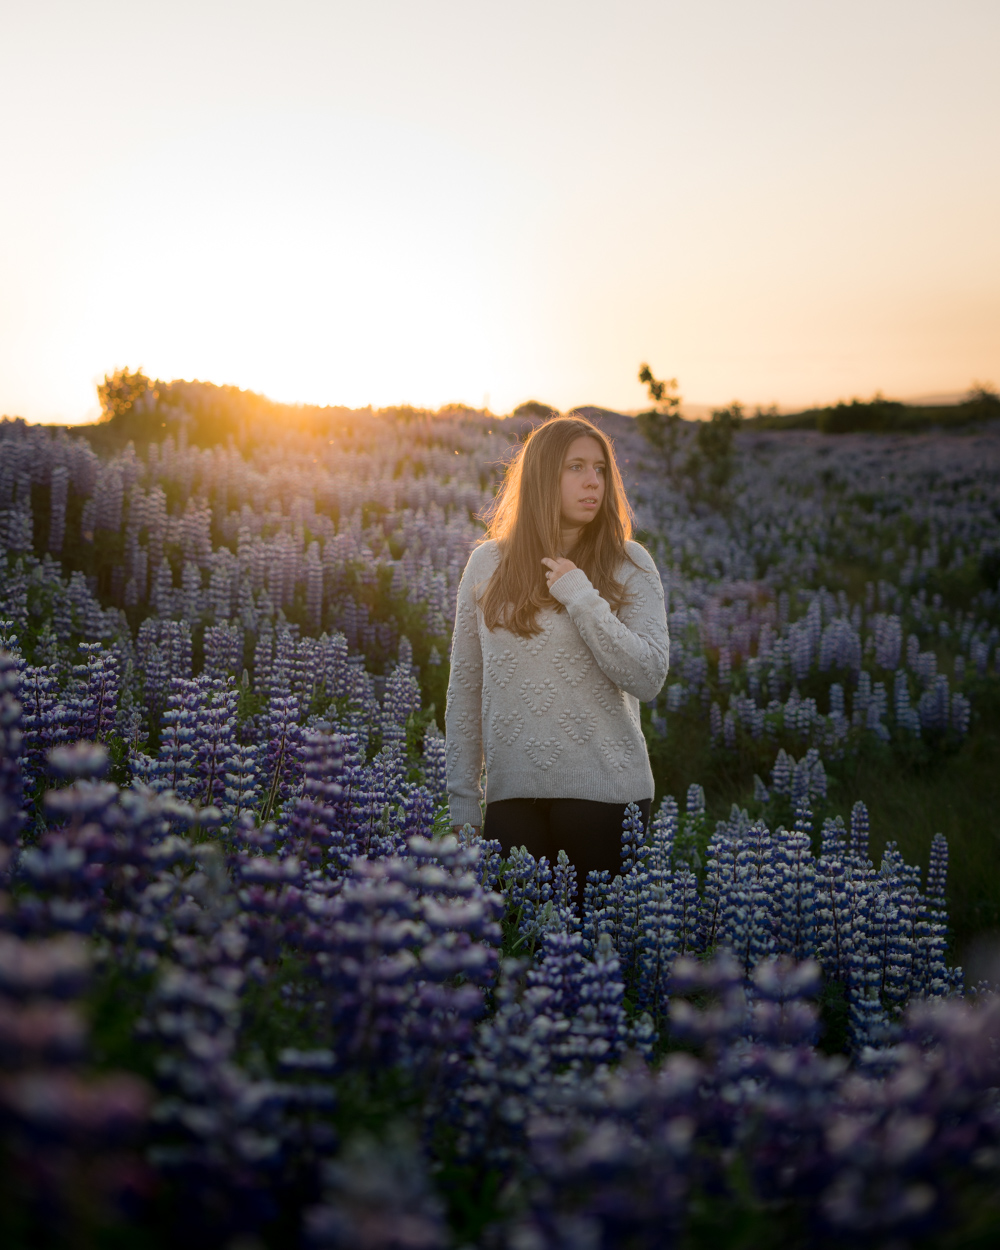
[485,797,651,900]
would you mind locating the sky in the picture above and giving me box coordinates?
[1,0,998,424]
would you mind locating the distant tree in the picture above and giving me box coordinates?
[97,367,156,422]
[816,393,905,434]
[513,400,558,420]
[969,381,999,404]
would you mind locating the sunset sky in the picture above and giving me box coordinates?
[1,0,998,424]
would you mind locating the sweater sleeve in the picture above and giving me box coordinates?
[548,545,669,702]
[445,552,486,827]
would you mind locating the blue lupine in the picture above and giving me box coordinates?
[455,823,503,893]
[925,831,949,914]
[772,805,818,961]
[849,799,870,864]
[600,864,641,978]
[815,850,850,985]
[635,842,678,1019]
[620,799,646,873]
[722,820,777,975]
[771,747,793,795]
[580,868,610,956]
[670,867,701,958]
[699,823,736,951]
[649,793,678,870]
[222,740,262,821]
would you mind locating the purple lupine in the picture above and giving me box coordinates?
[260,694,303,824]
[420,725,447,806]
[283,729,345,869]
[380,657,420,751]
[148,678,199,800]
[0,648,26,858]
[451,957,556,1168]
[203,622,244,680]
[67,642,120,744]
[17,662,67,797]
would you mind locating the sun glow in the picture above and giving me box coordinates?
[53,112,519,419]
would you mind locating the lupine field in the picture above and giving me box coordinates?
[0,378,999,1247]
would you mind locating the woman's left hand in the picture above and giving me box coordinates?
[542,556,577,589]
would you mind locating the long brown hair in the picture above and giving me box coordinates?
[478,415,638,637]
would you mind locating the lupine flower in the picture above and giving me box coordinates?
[0,394,995,1246]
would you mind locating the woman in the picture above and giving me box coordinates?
[445,414,669,888]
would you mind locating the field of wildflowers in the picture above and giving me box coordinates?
[0,388,998,1247]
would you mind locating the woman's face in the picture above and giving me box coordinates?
[559,435,606,530]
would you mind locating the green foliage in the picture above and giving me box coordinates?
[636,363,685,476]
[816,978,850,1055]
[638,362,679,407]
[690,401,744,493]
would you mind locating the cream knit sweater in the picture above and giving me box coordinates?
[445,539,670,827]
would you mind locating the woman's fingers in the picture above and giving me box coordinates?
[541,556,576,586]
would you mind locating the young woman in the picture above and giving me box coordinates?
[445,415,669,888]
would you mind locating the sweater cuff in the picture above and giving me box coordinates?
[549,567,598,610]
[448,796,483,829]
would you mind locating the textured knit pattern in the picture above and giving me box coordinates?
[445,539,670,827]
